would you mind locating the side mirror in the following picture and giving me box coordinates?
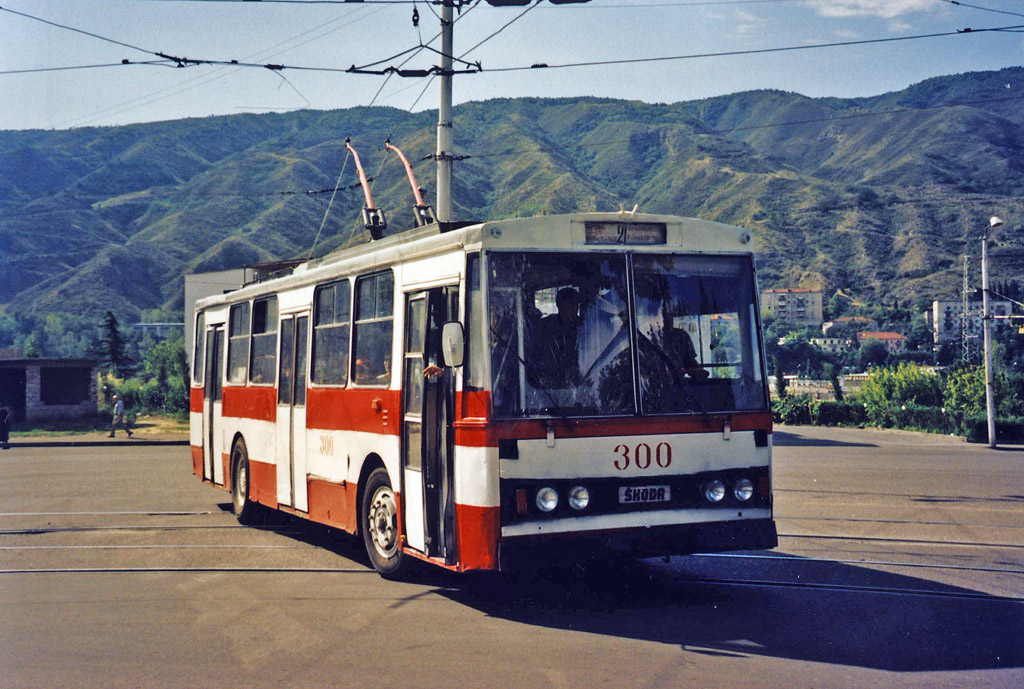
[441,321,465,368]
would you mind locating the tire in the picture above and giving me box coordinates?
[231,438,259,525]
[361,467,407,577]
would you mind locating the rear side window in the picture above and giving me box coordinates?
[352,272,393,386]
[192,312,206,384]
[249,297,278,384]
[227,302,250,384]
[312,280,351,385]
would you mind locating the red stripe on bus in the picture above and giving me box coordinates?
[222,385,277,422]
[307,478,358,532]
[453,411,772,447]
[306,387,401,435]
[456,504,500,571]
[190,387,204,413]
[248,460,277,507]
[190,446,203,478]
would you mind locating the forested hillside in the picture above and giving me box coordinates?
[1,66,1022,329]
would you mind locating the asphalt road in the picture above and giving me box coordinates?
[1,427,1022,688]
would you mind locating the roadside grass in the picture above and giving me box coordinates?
[10,413,189,437]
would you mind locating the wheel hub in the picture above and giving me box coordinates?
[369,488,397,555]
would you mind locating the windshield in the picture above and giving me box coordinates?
[487,251,766,418]
[633,254,766,414]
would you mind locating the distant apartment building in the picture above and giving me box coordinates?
[760,288,824,327]
[858,331,907,353]
[811,336,852,353]
[821,316,878,334]
[925,300,1014,345]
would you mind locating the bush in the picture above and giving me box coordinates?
[772,395,812,425]
[961,416,1024,443]
[809,400,866,426]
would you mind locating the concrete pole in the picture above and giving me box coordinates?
[981,226,997,448]
[435,1,454,224]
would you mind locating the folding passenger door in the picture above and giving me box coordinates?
[202,326,225,485]
[402,286,459,563]
[276,314,310,512]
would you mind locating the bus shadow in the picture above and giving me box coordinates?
[435,554,1023,673]
[774,430,877,448]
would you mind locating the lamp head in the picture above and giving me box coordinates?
[990,216,1003,228]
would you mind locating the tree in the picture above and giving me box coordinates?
[824,362,843,401]
[942,364,1023,417]
[859,363,942,419]
[772,355,787,398]
[858,339,890,370]
[93,311,130,376]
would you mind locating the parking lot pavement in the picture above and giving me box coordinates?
[1,430,1022,688]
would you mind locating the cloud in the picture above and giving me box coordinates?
[803,0,935,19]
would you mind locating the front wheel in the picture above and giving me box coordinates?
[231,439,259,525]
[361,467,407,577]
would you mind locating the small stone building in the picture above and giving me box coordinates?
[0,358,99,423]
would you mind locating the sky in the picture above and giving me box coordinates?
[1,0,1022,131]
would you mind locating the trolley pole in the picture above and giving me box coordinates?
[435,0,454,224]
[981,216,1002,449]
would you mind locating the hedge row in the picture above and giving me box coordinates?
[771,395,1024,442]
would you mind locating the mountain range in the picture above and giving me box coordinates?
[1,66,1023,323]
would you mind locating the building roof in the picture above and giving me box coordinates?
[858,331,905,340]
[762,288,821,294]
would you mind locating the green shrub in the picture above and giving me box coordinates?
[962,416,1024,443]
[809,400,865,426]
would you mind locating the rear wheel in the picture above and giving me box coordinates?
[361,467,407,577]
[231,439,259,525]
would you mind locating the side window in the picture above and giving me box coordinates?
[352,271,394,386]
[465,253,485,392]
[227,302,250,384]
[192,312,206,385]
[249,297,278,384]
[312,280,351,385]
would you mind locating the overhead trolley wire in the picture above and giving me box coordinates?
[485,23,1024,72]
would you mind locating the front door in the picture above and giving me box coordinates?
[203,327,224,485]
[402,287,459,563]
[276,314,310,511]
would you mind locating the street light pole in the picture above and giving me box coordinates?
[982,215,1002,449]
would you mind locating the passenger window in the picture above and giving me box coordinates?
[353,272,394,386]
[312,280,351,385]
[227,302,251,384]
[249,297,278,385]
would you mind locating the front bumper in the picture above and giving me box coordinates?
[498,517,777,570]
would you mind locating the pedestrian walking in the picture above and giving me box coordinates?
[0,404,11,449]
[109,394,132,438]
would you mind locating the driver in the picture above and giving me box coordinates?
[529,287,582,389]
[664,318,710,380]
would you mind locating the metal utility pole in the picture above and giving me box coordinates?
[961,255,973,363]
[435,1,454,225]
[982,216,1002,449]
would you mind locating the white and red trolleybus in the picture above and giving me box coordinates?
[189,211,777,576]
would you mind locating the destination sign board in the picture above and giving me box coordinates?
[584,222,667,245]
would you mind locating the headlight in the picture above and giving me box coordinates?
[535,486,559,512]
[734,478,754,502]
[568,485,590,510]
[702,479,726,503]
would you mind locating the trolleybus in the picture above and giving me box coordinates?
[189,211,777,576]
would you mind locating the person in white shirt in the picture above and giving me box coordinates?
[109,394,132,438]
